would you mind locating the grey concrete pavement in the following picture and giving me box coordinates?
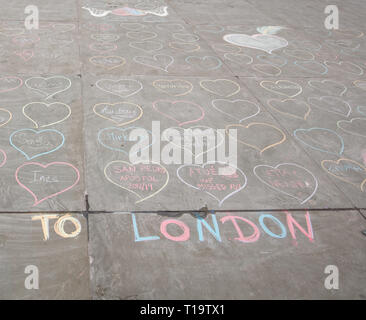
[0,0,365,299]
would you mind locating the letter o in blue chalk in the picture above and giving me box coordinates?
[259,214,287,238]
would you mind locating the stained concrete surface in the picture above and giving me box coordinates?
[0,0,366,299]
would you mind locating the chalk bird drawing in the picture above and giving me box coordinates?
[82,6,168,18]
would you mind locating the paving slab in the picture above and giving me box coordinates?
[0,74,85,212]
[89,210,366,299]
[0,213,89,299]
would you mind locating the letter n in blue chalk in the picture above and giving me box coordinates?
[195,213,222,242]
[259,214,287,239]
[131,214,160,242]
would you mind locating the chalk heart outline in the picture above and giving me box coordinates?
[267,99,311,120]
[172,33,200,43]
[224,52,253,66]
[223,33,288,54]
[294,128,344,156]
[308,79,347,96]
[337,118,366,138]
[126,31,157,41]
[185,56,222,70]
[321,158,366,191]
[0,149,6,168]
[283,48,314,60]
[15,49,34,61]
[98,126,153,155]
[91,33,120,42]
[152,79,193,96]
[104,161,169,204]
[22,102,71,128]
[161,125,225,160]
[200,79,240,97]
[89,55,126,70]
[15,162,80,207]
[260,80,302,98]
[0,108,12,127]
[133,54,174,72]
[96,79,143,98]
[226,123,287,153]
[308,96,351,118]
[325,61,364,76]
[257,53,287,67]
[129,40,163,53]
[211,99,260,123]
[294,60,328,75]
[93,102,143,126]
[354,80,366,91]
[177,162,247,207]
[10,129,65,160]
[152,100,205,127]
[253,163,318,204]
[89,42,117,54]
[0,76,23,93]
[25,76,71,100]
[252,64,282,76]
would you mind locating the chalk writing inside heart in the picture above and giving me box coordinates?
[104,161,169,203]
[96,79,143,98]
[254,163,318,204]
[321,158,366,191]
[260,80,302,98]
[25,76,71,99]
[152,100,205,126]
[89,56,126,70]
[10,129,65,160]
[223,34,288,54]
[177,162,247,206]
[93,102,143,126]
[15,162,80,206]
[153,79,193,96]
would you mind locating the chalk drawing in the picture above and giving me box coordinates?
[96,79,143,98]
[93,102,143,126]
[52,23,75,33]
[153,79,193,96]
[224,53,253,66]
[120,22,145,31]
[12,34,40,47]
[267,99,311,120]
[49,35,74,48]
[169,42,200,52]
[308,79,347,96]
[253,163,318,204]
[321,158,366,191]
[252,64,282,76]
[10,129,65,160]
[98,126,154,155]
[126,31,158,41]
[0,76,23,93]
[256,53,287,67]
[0,149,6,168]
[25,76,71,100]
[196,25,224,33]
[172,33,200,43]
[89,42,117,54]
[308,96,351,117]
[22,102,71,128]
[133,54,174,72]
[223,34,288,54]
[185,56,222,70]
[129,40,163,53]
[0,108,12,127]
[104,161,169,203]
[15,162,80,206]
[226,123,287,153]
[357,106,366,116]
[152,100,204,126]
[200,79,240,97]
[260,80,302,98]
[294,128,344,155]
[0,27,25,37]
[325,61,364,76]
[337,118,366,137]
[283,49,314,60]
[257,26,286,35]
[82,6,168,18]
[157,23,185,32]
[14,49,34,62]
[177,161,247,207]
[212,43,241,54]
[354,80,366,91]
[89,55,126,70]
[91,34,120,42]
[294,61,328,75]
[211,99,260,123]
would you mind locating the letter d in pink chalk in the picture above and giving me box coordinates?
[220,215,260,243]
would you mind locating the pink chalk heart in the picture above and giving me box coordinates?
[15,162,80,206]
[15,49,34,61]
[223,33,288,54]
[177,162,247,207]
[253,163,318,204]
[152,100,205,126]
[0,149,6,167]
[0,76,23,93]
